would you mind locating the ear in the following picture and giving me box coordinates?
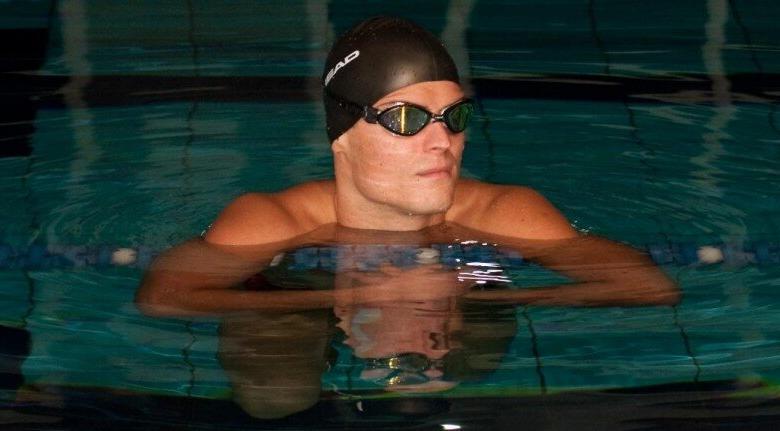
[331,132,350,155]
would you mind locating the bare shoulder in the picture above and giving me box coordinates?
[448,179,578,240]
[204,180,336,245]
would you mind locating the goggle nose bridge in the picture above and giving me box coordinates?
[429,113,446,124]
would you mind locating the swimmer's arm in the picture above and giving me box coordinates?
[135,238,344,316]
[463,235,680,307]
[460,187,679,306]
[204,191,321,246]
[136,192,336,316]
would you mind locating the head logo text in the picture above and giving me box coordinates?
[324,50,360,87]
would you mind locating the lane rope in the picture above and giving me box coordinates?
[0,240,777,270]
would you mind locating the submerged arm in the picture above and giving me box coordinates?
[463,234,680,306]
[135,192,340,316]
[135,238,339,317]
[457,186,680,307]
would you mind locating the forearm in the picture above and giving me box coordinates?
[135,238,290,316]
[463,278,680,307]
[494,234,681,307]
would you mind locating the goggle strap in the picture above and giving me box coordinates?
[363,106,379,123]
[326,90,365,118]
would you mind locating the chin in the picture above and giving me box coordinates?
[404,195,453,216]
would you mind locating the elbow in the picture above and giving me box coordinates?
[134,287,166,317]
[134,297,169,318]
[643,278,682,306]
[663,284,682,306]
[621,266,681,306]
[603,276,681,307]
[135,294,187,318]
[653,286,682,306]
[135,278,183,317]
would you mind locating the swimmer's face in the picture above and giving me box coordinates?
[333,81,465,217]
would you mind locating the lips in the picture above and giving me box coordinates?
[416,165,453,178]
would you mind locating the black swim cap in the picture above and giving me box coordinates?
[322,16,460,142]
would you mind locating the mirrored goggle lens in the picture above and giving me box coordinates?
[366,353,431,372]
[377,101,474,136]
[382,370,430,387]
[443,101,474,133]
[378,105,431,136]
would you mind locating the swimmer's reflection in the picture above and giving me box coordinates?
[334,299,460,392]
[137,223,679,418]
[331,265,464,394]
[335,298,518,393]
[218,311,330,419]
[137,224,678,316]
[218,301,516,419]
[219,244,495,418]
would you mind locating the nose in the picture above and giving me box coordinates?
[421,120,453,152]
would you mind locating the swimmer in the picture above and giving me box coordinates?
[136,16,679,316]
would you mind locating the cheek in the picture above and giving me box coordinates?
[451,136,466,159]
[352,136,412,181]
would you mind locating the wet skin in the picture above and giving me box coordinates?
[135,81,680,411]
[136,222,679,316]
[148,222,675,418]
[332,81,466,229]
[136,81,679,315]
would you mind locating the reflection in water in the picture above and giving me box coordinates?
[218,301,518,418]
[691,0,732,202]
[288,0,333,180]
[137,219,679,419]
[147,223,679,419]
[217,233,517,418]
[441,0,476,95]
[698,0,758,367]
[59,0,99,246]
[218,311,330,419]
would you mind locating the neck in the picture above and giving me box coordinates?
[334,185,447,232]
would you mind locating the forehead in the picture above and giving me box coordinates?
[374,81,464,109]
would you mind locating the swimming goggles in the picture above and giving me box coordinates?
[363,352,447,387]
[327,91,474,136]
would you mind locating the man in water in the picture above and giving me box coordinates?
[136,16,678,316]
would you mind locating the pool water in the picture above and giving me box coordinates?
[2,0,780,428]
